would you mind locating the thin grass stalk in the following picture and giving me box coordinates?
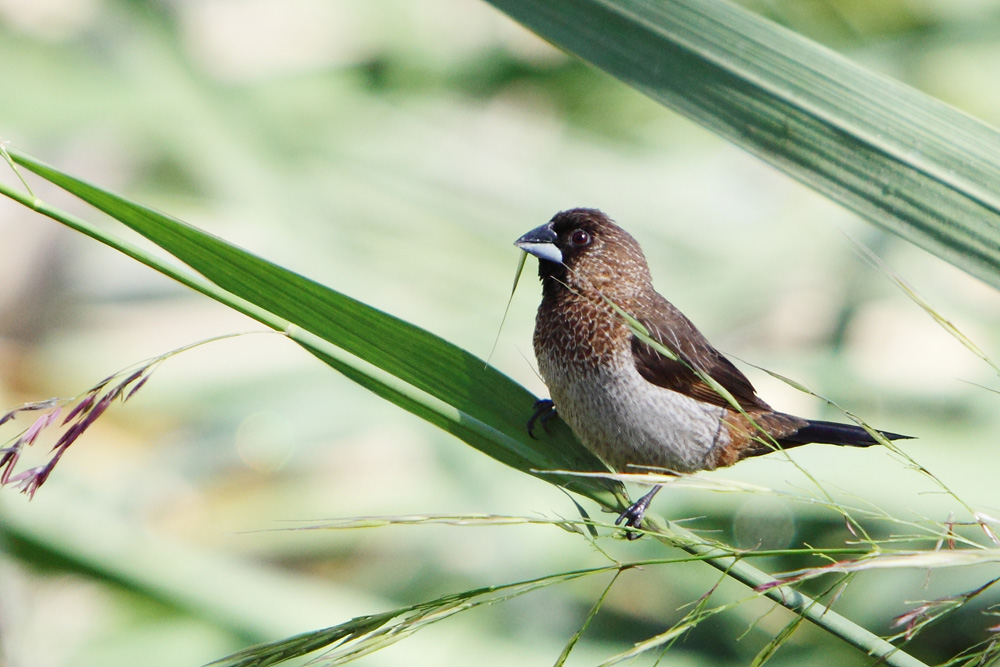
[644,517,928,667]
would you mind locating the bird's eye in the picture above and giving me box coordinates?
[570,229,591,246]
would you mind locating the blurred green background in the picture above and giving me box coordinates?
[2,1,1000,665]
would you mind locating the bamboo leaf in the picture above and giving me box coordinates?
[2,149,624,508]
[483,0,1000,288]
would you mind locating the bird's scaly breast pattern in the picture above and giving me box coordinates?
[534,294,731,473]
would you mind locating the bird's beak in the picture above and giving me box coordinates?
[514,222,563,264]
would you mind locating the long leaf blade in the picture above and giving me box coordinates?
[6,149,622,506]
[483,0,1000,287]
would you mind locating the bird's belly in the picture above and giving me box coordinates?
[540,358,730,473]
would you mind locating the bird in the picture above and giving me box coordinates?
[514,208,911,538]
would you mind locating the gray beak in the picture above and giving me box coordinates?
[514,222,563,264]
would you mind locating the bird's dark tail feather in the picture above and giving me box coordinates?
[780,419,913,448]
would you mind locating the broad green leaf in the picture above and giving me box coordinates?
[483,0,1000,288]
[5,148,623,508]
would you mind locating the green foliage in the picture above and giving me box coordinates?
[0,130,932,667]
[3,1,1000,666]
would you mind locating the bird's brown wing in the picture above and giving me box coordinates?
[630,295,768,411]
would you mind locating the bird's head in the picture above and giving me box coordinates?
[514,208,652,297]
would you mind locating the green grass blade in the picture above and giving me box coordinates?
[2,149,623,507]
[483,0,1000,288]
[553,571,619,666]
[210,567,600,667]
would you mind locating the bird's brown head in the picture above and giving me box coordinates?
[514,208,652,299]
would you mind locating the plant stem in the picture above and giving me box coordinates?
[644,514,928,667]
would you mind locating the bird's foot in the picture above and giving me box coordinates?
[615,485,663,540]
[527,399,557,438]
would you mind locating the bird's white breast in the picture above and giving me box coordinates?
[538,350,730,473]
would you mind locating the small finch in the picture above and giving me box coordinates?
[515,208,910,538]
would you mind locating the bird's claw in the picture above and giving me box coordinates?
[527,399,557,438]
[615,485,663,540]
[615,503,647,541]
